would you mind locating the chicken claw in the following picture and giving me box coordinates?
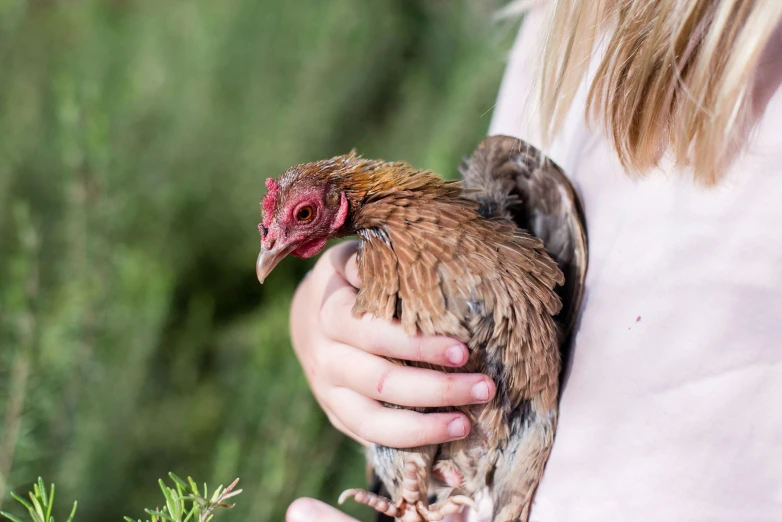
[339,457,477,521]
[338,488,402,518]
[417,496,478,521]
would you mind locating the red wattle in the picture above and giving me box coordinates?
[291,237,328,258]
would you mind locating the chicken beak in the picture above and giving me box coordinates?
[256,243,293,284]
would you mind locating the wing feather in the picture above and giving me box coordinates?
[353,137,586,445]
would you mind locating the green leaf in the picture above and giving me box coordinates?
[166,489,181,520]
[36,478,47,508]
[9,492,33,512]
[27,493,44,522]
[64,501,78,522]
[144,509,175,522]
[186,477,199,497]
[157,480,177,519]
[209,486,221,503]
[0,511,26,522]
[44,484,54,522]
[168,474,189,493]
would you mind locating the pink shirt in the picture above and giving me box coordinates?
[482,8,782,522]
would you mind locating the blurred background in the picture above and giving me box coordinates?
[0,1,520,520]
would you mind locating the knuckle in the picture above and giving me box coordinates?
[318,303,334,333]
[317,245,340,268]
[313,350,343,389]
[325,410,348,436]
[360,316,384,354]
[412,423,432,447]
[321,291,359,340]
[327,242,358,274]
[414,414,447,447]
[412,336,426,362]
[353,419,374,442]
[318,301,344,339]
[324,388,358,431]
[310,345,330,376]
[439,375,457,407]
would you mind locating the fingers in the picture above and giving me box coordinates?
[322,406,371,447]
[329,387,471,448]
[294,241,490,449]
[327,240,361,287]
[320,287,469,367]
[343,252,360,288]
[333,347,496,408]
[319,241,470,367]
[287,498,359,522]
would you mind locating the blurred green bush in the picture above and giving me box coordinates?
[0,0,518,520]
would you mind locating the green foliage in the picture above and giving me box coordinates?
[123,473,241,522]
[0,1,518,520]
[0,477,77,522]
[0,474,240,522]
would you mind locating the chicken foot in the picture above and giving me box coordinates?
[339,458,476,521]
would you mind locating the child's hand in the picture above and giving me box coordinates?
[289,240,496,448]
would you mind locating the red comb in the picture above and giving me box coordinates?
[261,178,280,227]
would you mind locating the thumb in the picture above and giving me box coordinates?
[328,240,361,288]
[286,497,361,522]
[344,251,361,288]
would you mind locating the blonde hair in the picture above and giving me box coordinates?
[530,0,782,185]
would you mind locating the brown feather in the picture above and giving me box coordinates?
[272,137,588,522]
[311,148,565,522]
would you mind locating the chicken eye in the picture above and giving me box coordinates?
[296,205,314,221]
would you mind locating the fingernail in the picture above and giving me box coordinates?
[472,381,490,401]
[448,417,467,438]
[446,345,465,366]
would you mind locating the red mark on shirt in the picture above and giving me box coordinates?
[636,316,642,323]
[377,369,391,395]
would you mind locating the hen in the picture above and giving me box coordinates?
[257,136,587,522]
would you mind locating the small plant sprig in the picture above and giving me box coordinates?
[0,474,241,522]
[0,477,78,522]
[124,473,242,522]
